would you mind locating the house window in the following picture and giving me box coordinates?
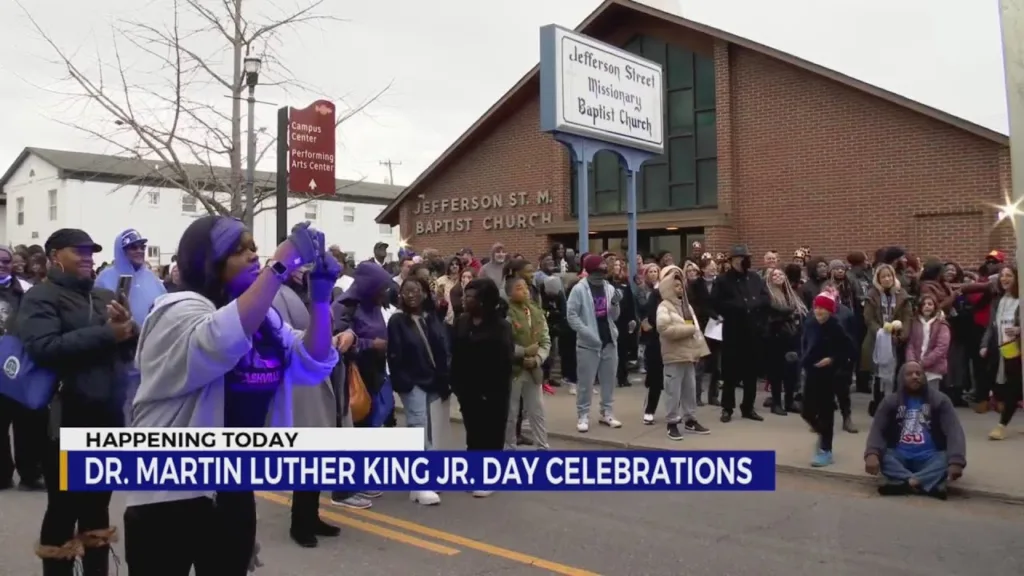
[378,223,392,235]
[16,198,24,226]
[342,206,355,223]
[181,194,197,213]
[304,201,318,220]
[48,189,57,221]
[569,36,718,215]
[146,246,160,259]
[147,191,160,206]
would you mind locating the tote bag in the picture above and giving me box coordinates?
[0,335,57,410]
[348,363,372,423]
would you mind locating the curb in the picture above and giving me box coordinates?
[398,407,1024,506]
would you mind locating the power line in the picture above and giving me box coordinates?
[379,159,402,185]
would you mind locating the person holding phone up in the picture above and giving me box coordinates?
[124,218,339,576]
[17,229,138,576]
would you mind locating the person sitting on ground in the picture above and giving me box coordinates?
[863,360,966,499]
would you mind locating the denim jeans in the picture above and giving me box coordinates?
[881,451,948,492]
[576,344,617,418]
[399,386,438,450]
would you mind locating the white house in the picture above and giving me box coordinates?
[0,148,404,266]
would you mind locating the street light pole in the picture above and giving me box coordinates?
[243,56,262,230]
[999,0,1024,365]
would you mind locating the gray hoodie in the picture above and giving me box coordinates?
[125,291,337,508]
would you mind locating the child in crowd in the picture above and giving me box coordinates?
[800,293,857,468]
[906,293,951,391]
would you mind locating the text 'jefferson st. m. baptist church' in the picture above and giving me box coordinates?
[412,190,555,235]
[560,33,663,149]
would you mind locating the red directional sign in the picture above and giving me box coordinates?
[288,100,336,197]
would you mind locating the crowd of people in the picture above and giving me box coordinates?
[0,219,1015,574]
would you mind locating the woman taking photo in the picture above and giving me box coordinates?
[123,217,338,576]
[20,229,137,576]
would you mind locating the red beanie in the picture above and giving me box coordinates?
[813,293,836,314]
[582,254,605,273]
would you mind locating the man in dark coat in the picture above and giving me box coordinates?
[713,245,769,423]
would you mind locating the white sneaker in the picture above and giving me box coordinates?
[410,490,441,506]
[471,490,494,498]
[593,386,599,395]
[642,413,654,425]
[599,414,622,428]
[576,417,589,433]
[568,383,578,395]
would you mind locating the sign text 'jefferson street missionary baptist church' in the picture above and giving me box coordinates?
[540,25,664,154]
[412,191,554,235]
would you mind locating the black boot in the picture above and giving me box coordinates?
[842,415,858,433]
[37,540,83,576]
[81,547,109,576]
[770,404,787,416]
[290,527,319,548]
[79,528,116,576]
[41,559,75,576]
[314,518,341,537]
[708,381,720,406]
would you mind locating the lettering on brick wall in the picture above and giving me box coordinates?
[412,191,554,235]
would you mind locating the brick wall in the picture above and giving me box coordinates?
[726,46,1012,267]
[398,97,569,259]
[400,24,1012,269]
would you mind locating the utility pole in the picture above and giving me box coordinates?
[379,159,402,185]
[999,0,1024,369]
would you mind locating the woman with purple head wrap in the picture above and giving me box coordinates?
[122,216,340,576]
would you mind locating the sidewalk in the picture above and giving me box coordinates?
[438,379,1024,503]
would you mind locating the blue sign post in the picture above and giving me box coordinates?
[539,24,665,281]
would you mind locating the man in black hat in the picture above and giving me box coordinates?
[713,245,770,423]
[372,242,389,267]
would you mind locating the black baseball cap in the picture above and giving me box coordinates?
[44,229,102,254]
[373,241,389,250]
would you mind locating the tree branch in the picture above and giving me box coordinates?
[17,0,386,226]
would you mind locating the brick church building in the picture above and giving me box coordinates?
[377,0,1011,266]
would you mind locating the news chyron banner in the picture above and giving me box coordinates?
[59,429,777,492]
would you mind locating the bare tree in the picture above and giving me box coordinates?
[19,0,389,221]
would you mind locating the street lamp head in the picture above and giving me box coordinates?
[243,56,262,75]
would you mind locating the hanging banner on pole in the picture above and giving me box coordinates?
[288,100,336,197]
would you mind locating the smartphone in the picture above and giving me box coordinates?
[314,230,326,266]
[116,275,133,304]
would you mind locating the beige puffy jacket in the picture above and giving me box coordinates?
[656,266,711,364]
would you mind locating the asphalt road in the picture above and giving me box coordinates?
[1,433,1022,576]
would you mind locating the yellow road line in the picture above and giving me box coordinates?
[256,492,460,556]
[319,497,602,576]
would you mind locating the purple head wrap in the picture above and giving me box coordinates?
[211,217,245,262]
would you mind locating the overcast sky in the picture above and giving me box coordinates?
[0,0,1008,187]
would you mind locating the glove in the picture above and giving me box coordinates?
[309,235,342,304]
[286,221,319,268]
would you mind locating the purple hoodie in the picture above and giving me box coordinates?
[337,261,393,351]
